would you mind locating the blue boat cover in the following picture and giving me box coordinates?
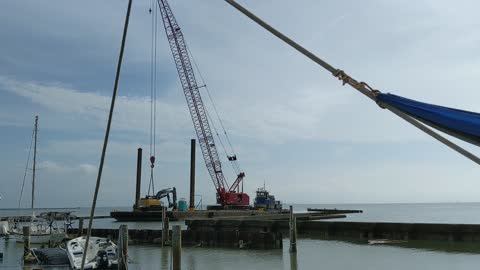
[377,93,480,146]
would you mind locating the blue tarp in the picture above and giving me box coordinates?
[377,93,480,146]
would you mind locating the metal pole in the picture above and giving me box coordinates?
[135,148,143,210]
[289,205,297,253]
[225,0,480,166]
[118,225,128,270]
[80,1,132,269]
[224,0,336,73]
[31,116,38,212]
[172,225,182,270]
[189,139,196,210]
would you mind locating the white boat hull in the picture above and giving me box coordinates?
[67,236,118,269]
[12,231,66,244]
[0,221,9,235]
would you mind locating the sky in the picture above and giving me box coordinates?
[1,0,480,208]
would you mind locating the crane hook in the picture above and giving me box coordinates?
[150,156,155,168]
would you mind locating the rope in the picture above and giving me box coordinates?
[205,108,239,181]
[186,43,243,180]
[225,0,480,168]
[80,1,132,269]
[18,127,35,208]
[147,167,155,196]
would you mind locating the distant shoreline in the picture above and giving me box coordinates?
[0,207,80,210]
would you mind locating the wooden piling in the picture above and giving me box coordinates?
[118,225,128,270]
[189,139,196,210]
[161,207,166,247]
[289,205,297,253]
[135,148,142,210]
[290,251,298,270]
[78,217,84,237]
[22,226,31,262]
[172,225,182,270]
[164,217,170,245]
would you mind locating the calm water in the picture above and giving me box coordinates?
[1,203,480,269]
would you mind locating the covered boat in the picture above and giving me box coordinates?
[377,93,480,147]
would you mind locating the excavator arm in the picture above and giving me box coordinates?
[155,187,177,209]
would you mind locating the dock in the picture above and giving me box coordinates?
[307,208,363,214]
[110,209,289,221]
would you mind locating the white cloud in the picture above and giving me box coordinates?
[3,1,480,207]
[0,75,434,145]
[38,160,97,175]
[0,75,191,140]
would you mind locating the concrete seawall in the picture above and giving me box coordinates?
[299,221,480,242]
[186,219,480,242]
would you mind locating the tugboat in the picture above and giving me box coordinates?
[253,185,282,211]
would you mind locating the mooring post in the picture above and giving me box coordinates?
[22,226,31,263]
[78,217,84,237]
[189,139,196,211]
[289,205,297,253]
[118,225,128,270]
[164,217,170,245]
[161,206,166,247]
[290,252,298,270]
[172,225,182,270]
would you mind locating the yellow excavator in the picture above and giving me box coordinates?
[138,187,177,210]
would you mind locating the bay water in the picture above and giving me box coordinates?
[1,203,479,269]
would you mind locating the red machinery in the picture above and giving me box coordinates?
[157,0,249,208]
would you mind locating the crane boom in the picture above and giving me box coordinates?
[157,0,249,206]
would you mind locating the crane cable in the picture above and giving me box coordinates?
[148,0,158,196]
[185,44,243,177]
[18,127,35,208]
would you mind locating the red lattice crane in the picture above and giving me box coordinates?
[157,0,249,207]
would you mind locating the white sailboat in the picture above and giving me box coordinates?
[67,236,118,269]
[9,116,67,244]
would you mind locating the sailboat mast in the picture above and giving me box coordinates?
[32,115,38,211]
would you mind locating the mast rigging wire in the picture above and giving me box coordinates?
[18,126,35,208]
[185,44,243,176]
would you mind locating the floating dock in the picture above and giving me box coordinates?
[110,209,288,221]
[307,208,363,214]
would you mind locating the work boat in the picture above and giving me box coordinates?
[253,186,282,210]
[9,116,67,244]
[67,236,118,269]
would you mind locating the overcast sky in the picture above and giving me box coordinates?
[1,0,480,208]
